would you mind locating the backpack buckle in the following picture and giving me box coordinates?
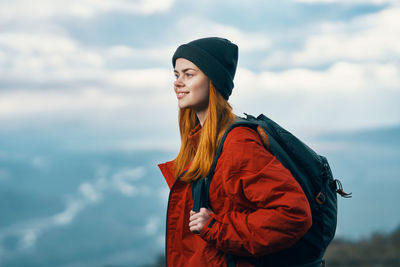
[316,192,326,205]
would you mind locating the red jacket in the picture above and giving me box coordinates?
[158,125,312,267]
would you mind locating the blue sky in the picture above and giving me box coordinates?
[0,0,399,151]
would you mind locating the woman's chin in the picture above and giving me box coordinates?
[178,101,190,109]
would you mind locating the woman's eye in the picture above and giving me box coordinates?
[186,73,193,77]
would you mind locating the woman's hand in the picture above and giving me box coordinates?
[189,208,213,234]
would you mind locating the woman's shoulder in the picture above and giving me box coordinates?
[224,125,261,145]
[221,125,268,159]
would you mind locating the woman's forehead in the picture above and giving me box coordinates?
[174,58,199,71]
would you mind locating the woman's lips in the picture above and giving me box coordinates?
[177,92,188,99]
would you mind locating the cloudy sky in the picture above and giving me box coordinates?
[0,0,399,152]
[0,1,399,264]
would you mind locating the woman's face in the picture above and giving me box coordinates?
[174,58,210,113]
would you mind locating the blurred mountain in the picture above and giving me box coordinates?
[324,224,400,266]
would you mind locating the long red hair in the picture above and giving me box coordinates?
[174,81,235,183]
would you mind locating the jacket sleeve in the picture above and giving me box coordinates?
[199,127,312,257]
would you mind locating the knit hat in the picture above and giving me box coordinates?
[172,37,238,100]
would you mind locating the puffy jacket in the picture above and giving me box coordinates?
[158,125,312,267]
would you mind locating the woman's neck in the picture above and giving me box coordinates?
[195,109,208,126]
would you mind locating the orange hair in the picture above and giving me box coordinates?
[174,81,235,183]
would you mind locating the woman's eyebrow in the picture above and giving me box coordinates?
[174,68,197,73]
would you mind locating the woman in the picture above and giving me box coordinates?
[158,37,312,266]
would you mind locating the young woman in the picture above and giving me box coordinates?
[158,37,313,266]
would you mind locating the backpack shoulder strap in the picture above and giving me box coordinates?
[209,117,259,177]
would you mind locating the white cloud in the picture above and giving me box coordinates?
[144,216,159,235]
[112,167,148,197]
[231,62,400,132]
[0,32,78,55]
[79,182,103,203]
[52,200,85,226]
[0,32,172,85]
[31,156,49,170]
[19,229,38,250]
[0,32,173,84]
[0,31,177,134]
[263,7,400,68]
[0,28,180,139]
[0,1,398,146]
[0,32,104,83]
[107,45,175,63]
[0,165,149,256]
[112,167,145,182]
[237,62,400,93]
[53,176,107,226]
[0,83,178,139]
[1,57,398,142]
[0,88,126,118]
[0,0,176,22]
[175,17,271,52]
[105,68,173,89]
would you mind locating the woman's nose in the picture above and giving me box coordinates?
[174,77,184,87]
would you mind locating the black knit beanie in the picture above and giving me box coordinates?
[172,37,238,100]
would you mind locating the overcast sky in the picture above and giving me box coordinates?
[0,0,399,151]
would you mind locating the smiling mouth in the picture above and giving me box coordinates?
[177,92,188,98]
